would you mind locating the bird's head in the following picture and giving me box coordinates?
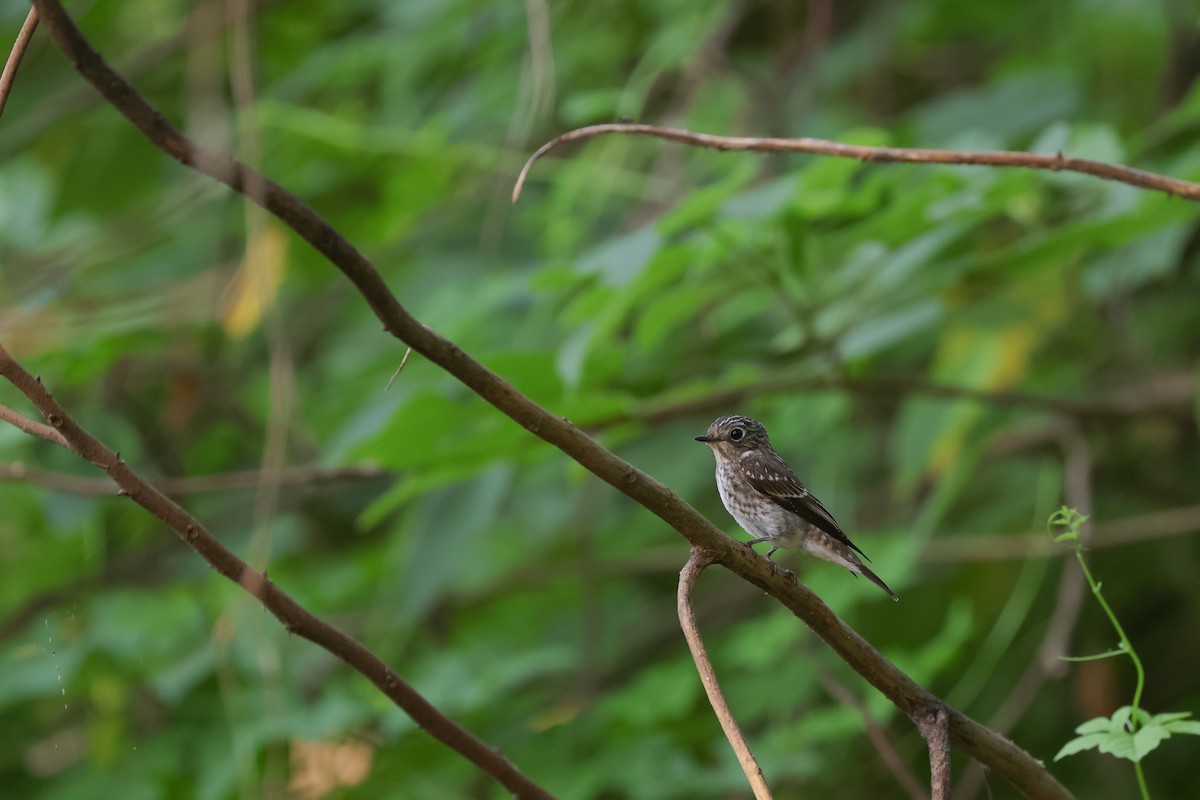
[695,415,769,457]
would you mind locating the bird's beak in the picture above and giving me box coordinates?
[694,435,715,442]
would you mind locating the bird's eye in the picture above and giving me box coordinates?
[729,427,745,442]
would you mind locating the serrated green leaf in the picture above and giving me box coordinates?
[1131,723,1172,761]
[1129,706,1153,726]
[1163,720,1200,736]
[1055,732,1109,761]
[1097,729,1138,761]
[1075,716,1116,735]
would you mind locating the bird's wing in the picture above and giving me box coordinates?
[743,451,870,561]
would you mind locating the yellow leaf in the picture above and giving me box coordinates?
[222,224,288,338]
[924,274,1066,476]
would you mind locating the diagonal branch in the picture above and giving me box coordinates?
[511,123,1200,204]
[677,548,772,800]
[0,345,556,800]
[29,3,1073,797]
[0,6,39,119]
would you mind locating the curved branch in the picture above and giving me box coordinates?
[511,123,1200,204]
[0,345,557,800]
[0,7,39,119]
[29,3,1073,797]
[677,548,772,800]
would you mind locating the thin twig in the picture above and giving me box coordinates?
[385,346,413,390]
[0,7,39,120]
[29,4,1073,795]
[0,401,69,448]
[678,547,772,800]
[819,671,928,800]
[511,123,1200,204]
[0,344,557,800]
[917,707,952,800]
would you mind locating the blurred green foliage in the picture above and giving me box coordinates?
[2,0,1199,798]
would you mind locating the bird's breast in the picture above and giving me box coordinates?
[716,460,792,541]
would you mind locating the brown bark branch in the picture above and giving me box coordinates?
[918,706,952,800]
[677,548,772,800]
[0,344,557,800]
[0,7,38,119]
[29,3,1073,797]
[0,401,69,448]
[511,123,1200,204]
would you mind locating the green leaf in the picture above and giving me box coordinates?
[1062,707,1182,763]
[657,161,755,235]
[1163,720,1200,736]
[1098,728,1139,761]
[1074,716,1116,735]
[1055,732,1109,761]
[633,281,723,352]
[1131,723,1172,761]
[1111,706,1134,729]
[396,465,515,626]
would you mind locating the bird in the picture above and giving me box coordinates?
[695,415,898,601]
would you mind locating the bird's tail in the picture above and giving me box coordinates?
[856,563,900,602]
